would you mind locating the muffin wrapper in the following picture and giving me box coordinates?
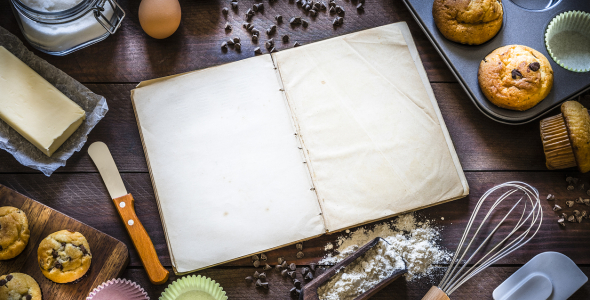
[86,278,149,300]
[540,113,577,170]
[159,275,227,300]
[545,10,590,72]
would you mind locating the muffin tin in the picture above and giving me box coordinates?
[403,0,590,124]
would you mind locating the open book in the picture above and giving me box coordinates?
[131,22,468,274]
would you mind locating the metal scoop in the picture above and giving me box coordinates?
[300,237,407,300]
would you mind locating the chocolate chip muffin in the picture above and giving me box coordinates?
[0,207,30,260]
[478,45,554,111]
[37,230,92,283]
[0,273,42,300]
[433,0,503,45]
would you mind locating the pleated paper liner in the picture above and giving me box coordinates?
[545,10,590,72]
[86,278,149,300]
[159,275,228,300]
[540,113,577,170]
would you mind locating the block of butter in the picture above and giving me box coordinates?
[0,46,86,157]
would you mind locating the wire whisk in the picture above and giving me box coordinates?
[422,181,543,300]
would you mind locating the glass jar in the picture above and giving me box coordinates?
[9,0,125,56]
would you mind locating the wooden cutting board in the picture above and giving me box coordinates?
[0,184,129,300]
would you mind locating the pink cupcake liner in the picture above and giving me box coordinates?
[86,278,149,300]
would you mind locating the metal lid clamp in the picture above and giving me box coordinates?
[93,0,125,34]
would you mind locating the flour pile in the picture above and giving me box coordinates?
[319,213,451,281]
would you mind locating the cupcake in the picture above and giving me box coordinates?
[540,101,590,172]
[0,206,30,260]
[433,0,503,45]
[545,11,590,72]
[160,275,227,300]
[0,273,42,300]
[87,278,149,300]
[479,45,554,111]
[37,230,92,283]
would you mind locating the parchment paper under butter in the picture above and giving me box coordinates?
[0,26,108,176]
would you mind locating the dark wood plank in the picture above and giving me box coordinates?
[0,0,454,83]
[0,185,129,300]
[1,171,589,269]
[120,266,590,300]
[2,84,588,174]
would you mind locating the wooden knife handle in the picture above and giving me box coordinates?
[113,194,169,285]
[422,286,450,300]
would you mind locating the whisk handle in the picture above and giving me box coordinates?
[421,286,450,300]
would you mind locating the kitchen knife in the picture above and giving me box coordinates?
[88,141,169,285]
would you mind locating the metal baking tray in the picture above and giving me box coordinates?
[403,0,590,125]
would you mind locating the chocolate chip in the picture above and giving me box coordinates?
[290,16,302,25]
[310,9,317,16]
[252,35,259,42]
[61,242,66,248]
[289,263,296,271]
[263,263,271,270]
[282,35,289,42]
[254,271,260,278]
[259,272,267,279]
[281,269,288,277]
[290,287,299,296]
[511,69,523,79]
[55,262,63,270]
[25,295,32,300]
[254,47,261,56]
[336,5,344,14]
[255,278,263,287]
[243,22,250,28]
[329,6,336,13]
[227,39,234,46]
[529,62,540,71]
[296,251,304,259]
[234,43,241,51]
[222,7,229,14]
[313,2,321,9]
[304,272,313,280]
[265,38,275,49]
[275,15,283,22]
[233,37,240,43]
[356,3,363,10]
[52,249,58,258]
[251,28,259,35]
[231,1,238,9]
[302,19,309,27]
[0,245,2,251]
[296,0,302,5]
[309,263,316,271]
[225,22,232,31]
[245,276,253,282]
[304,4,311,10]
[293,279,302,288]
[288,271,296,278]
[253,260,260,267]
[5,275,12,282]
[252,3,259,11]
[0,279,5,286]
[256,3,264,10]
[302,267,309,275]
[260,282,269,289]
[281,260,288,268]
[294,41,301,47]
[296,243,303,250]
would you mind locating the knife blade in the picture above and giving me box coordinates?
[88,141,169,285]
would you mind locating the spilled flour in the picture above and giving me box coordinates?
[319,213,451,282]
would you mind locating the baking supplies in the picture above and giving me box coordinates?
[10,0,125,55]
[302,238,407,300]
[159,275,227,300]
[88,142,169,285]
[545,11,590,73]
[87,278,149,300]
[0,46,86,157]
[421,182,543,300]
[493,252,587,300]
[138,0,181,39]
[0,26,108,175]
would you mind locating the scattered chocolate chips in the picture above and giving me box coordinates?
[511,69,523,79]
[0,279,5,287]
[233,37,241,43]
[313,2,320,10]
[275,264,282,270]
[275,15,283,22]
[252,35,259,42]
[227,39,234,46]
[290,16,302,25]
[320,1,327,10]
[281,269,289,277]
[256,3,264,10]
[289,263,296,271]
[231,1,238,9]
[290,287,300,296]
[529,62,540,71]
[267,25,277,35]
[281,260,288,268]
[263,263,271,270]
[304,272,313,280]
[329,0,336,7]
[254,271,260,279]
[294,279,302,288]
[251,28,260,35]
[265,38,275,49]
[309,263,316,271]
[260,281,269,289]
[234,43,242,51]
[288,271,296,278]
[310,9,317,16]
[225,22,232,31]
[259,272,267,279]
[329,6,336,13]
[294,41,301,47]
[221,42,228,51]
[356,3,363,10]
[282,35,289,42]
[243,22,250,28]
[302,267,309,275]
[222,7,229,14]
[302,19,309,27]
[245,276,253,282]
[255,278,263,287]
[333,16,343,26]
[253,260,260,268]
[296,251,304,259]
[336,5,344,14]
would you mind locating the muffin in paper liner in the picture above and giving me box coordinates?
[540,100,590,172]
[86,278,149,300]
[159,275,228,300]
[545,10,590,72]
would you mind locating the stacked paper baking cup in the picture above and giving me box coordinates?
[545,10,590,72]
[86,278,149,300]
[160,275,228,300]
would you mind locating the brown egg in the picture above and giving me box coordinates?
[138,0,181,39]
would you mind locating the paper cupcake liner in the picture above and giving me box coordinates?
[159,275,228,300]
[545,10,590,72]
[86,278,149,300]
[540,113,577,170]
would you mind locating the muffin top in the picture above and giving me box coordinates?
[478,45,554,111]
[37,230,92,283]
[433,0,503,45]
[562,101,590,173]
[0,206,30,260]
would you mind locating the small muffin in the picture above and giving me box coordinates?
[433,0,503,45]
[37,230,92,283]
[478,45,553,111]
[0,273,42,300]
[0,207,30,260]
[541,101,590,172]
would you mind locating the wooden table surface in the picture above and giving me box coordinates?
[1,0,589,299]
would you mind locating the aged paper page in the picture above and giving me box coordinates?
[273,23,468,232]
[131,55,325,273]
